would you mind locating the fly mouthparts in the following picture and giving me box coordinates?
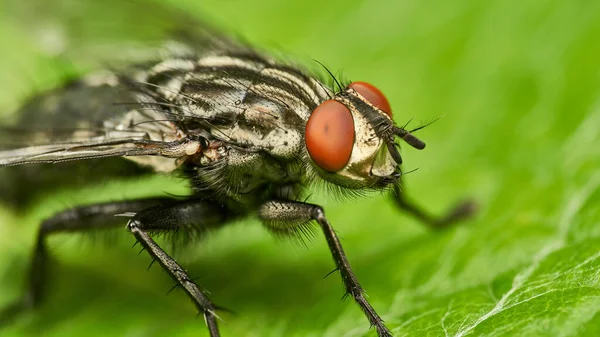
[394,127,426,150]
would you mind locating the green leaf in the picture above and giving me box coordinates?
[1,0,600,336]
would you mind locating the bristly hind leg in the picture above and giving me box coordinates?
[0,197,174,326]
[125,199,233,337]
[392,183,477,230]
[259,200,393,337]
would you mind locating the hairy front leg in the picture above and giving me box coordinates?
[259,200,392,337]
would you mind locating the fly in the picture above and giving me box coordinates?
[0,3,475,336]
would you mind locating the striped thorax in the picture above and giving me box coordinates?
[101,47,421,195]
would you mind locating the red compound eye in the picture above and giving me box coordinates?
[349,81,392,117]
[305,100,355,172]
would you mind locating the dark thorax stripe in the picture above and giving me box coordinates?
[193,54,328,119]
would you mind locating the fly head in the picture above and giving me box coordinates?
[304,81,426,190]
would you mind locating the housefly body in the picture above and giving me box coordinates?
[0,3,475,336]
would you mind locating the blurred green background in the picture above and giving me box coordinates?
[1,0,600,336]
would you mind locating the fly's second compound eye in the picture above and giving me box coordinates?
[305,100,355,172]
[349,81,392,117]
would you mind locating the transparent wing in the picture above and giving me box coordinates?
[0,71,183,167]
[0,133,167,166]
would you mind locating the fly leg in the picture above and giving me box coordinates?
[259,200,392,337]
[392,183,476,230]
[0,197,173,325]
[125,199,234,337]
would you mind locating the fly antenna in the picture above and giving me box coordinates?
[393,127,426,150]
